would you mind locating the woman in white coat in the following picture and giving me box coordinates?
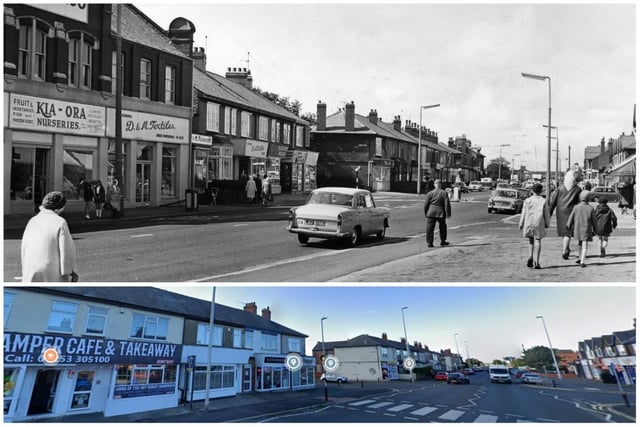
[245,175,257,204]
[519,183,550,269]
[21,191,78,282]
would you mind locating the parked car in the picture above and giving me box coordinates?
[287,187,390,246]
[488,188,530,214]
[462,368,474,375]
[589,186,619,203]
[452,182,469,193]
[446,373,470,384]
[321,373,348,383]
[468,181,485,192]
[435,372,448,381]
[520,373,544,385]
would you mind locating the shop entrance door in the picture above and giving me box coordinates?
[242,364,252,392]
[136,162,152,204]
[27,369,59,415]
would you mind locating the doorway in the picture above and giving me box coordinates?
[136,162,152,204]
[28,369,60,415]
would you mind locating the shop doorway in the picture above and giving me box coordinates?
[136,162,152,204]
[242,364,252,392]
[28,369,60,415]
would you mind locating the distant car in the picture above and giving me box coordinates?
[590,186,619,203]
[468,181,485,192]
[435,372,448,381]
[462,368,474,375]
[286,187,390,246]
[520,373,544,385]
[321,373,348,384]
[447,373,470,384]
[488,188,530,214]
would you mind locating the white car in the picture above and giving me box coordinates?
[287,187,390,246]
[468,181,485,191]
[321,373,348,383]
[520,373,544,385]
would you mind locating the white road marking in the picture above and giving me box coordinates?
[368,402,394,409]
[438,410,465,421]
[349,400,376,406]
[473,414,499,422]
[387,404,414,412]
[130,233,154,238]
[410,406,439,416]
[233,223,249,227]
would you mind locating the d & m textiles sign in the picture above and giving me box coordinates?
[4,332,182,365]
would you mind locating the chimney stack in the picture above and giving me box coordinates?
[382,332,388,341]
[192,47,206,72]
[261,306,271,321]
[368,109,378,125]
[226,67,253,89]
[393,115,402,132]
[345,101,355,132]
[243,302,257,314]
[317,101,327,131]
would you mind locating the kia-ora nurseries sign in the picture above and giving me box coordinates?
[286,187,390,246]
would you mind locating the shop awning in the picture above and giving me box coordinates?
[212,136,236,146]
[607,155,635,177]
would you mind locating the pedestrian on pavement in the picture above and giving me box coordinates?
[519,183,550,269]
[107,179,122,218]
[617,183,630,214]
[21,191,78,282]
[261,174,271,206]
[80,178,94,220]
[245,175,257,204]
[566,190,597,268]
[593,198,617,258]
[93,179,106,218]
[423,179,451,248]
[255,174,262,204]
[548,164,584,260]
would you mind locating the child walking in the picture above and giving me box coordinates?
[519,183,550,269]
[566,190,597,267]
[593,198,617,257]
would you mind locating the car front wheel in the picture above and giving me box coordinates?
[376,226,386,240]
[349,227,361,247]
[297,234,309,244]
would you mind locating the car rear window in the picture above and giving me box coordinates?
[308,192,353,206]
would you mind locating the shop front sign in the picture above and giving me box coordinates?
[113,382,176,399]
[4,332,183,365]
[9,94,106,136]
[192,134,213,146]
[107,109,189,144]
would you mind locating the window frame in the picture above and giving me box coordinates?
[111,50,125,95]
[164,65,176,104]
[130,313,169,341]
[18,18,50,81]
[3,291,16,325]
[139,58,152,100]
[84,306,108,336]
[206,102,220,132]
[47,300,79,333]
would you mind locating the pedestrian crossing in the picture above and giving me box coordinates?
[344,399,549,423]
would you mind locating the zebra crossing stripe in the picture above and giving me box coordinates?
[349,400,376,406]
[368,402,394,409]
[410,406,439,416]
[387,404,414,412]
[473,414,499,423]
[438,409,465,421]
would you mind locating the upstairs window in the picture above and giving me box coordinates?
[258,116,269,141]
[130,313,168,340]
[68,32,94,88]
[4,291,16,325]
[18,19,49,81]
[85,306,108,335]
[206,102,220,132]
[164,65,176,104]
[240,111,253,138]
[283,124,291,146]
[139,59,152,99]
[47,300,78,333]
[111,50,125,94]
[295,125,304,147]
[271,119,280,143]
[224,107,237,136]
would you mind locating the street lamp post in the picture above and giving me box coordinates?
[417,104,441,194]
[464,341,470,363]
[536,316,562,380]
[498,144,510,181]
[543,125,559,184]
[321,316,328,400]
[454,333,461,371]
[522,72,552,197]
[401,306,413,383]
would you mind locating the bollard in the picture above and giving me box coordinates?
[361,380,364,388]
[552,380,556,388]
[622,393,630,407]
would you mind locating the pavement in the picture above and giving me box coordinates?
[25,376,636,423]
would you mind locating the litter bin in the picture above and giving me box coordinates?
[185,189,199,211]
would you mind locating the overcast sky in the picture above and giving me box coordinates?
[156,285,636,363]
[140,1,636,172]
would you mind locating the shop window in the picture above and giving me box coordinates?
[194,149,209,189]
[85,306,108,335]
[68,32,94,88]
[192,365,235,391]
[3,291,16,325]
[107,140,128,192]
[111,50,125,94]
[258,116,269,141]
[63,149,94,200]
[140,58,152,99]
[18,18,50,81]
[11,145,49,202]
[116,365,132,384]
[209,147,233,180]
[47,300,78,333]
[70,371,94,410]
[130,314,168,340]
[4,367,20,415]
[206,102,220,132]
[164,65,176,104]
[114,364,177,399]
[162,147,177,197]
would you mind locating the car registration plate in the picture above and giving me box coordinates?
[299,219,325,227]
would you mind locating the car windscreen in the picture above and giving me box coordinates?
[307,192,353,206]
[490,368,509,374]
[495,190,517,198]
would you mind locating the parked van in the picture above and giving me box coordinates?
[480,177,495,189]
[489,364,512,383]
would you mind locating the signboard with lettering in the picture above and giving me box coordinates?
[114,382,176,399]
[30,4,89,23]
[191,134,213,146]
[9,94,106,136]
[106,109,189,144]
[3,332,183,365]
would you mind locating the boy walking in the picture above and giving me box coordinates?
[519,183,550,269]
[593,198,617,257]
[566,190,597,267]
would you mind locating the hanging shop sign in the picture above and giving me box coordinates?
[9,94,106,136]
[191,134,213,146]
[106,109,189,144]
[3,332,182,365]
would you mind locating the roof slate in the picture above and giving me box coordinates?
[22,286,307,338]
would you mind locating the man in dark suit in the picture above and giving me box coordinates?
[424,179,452,247]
